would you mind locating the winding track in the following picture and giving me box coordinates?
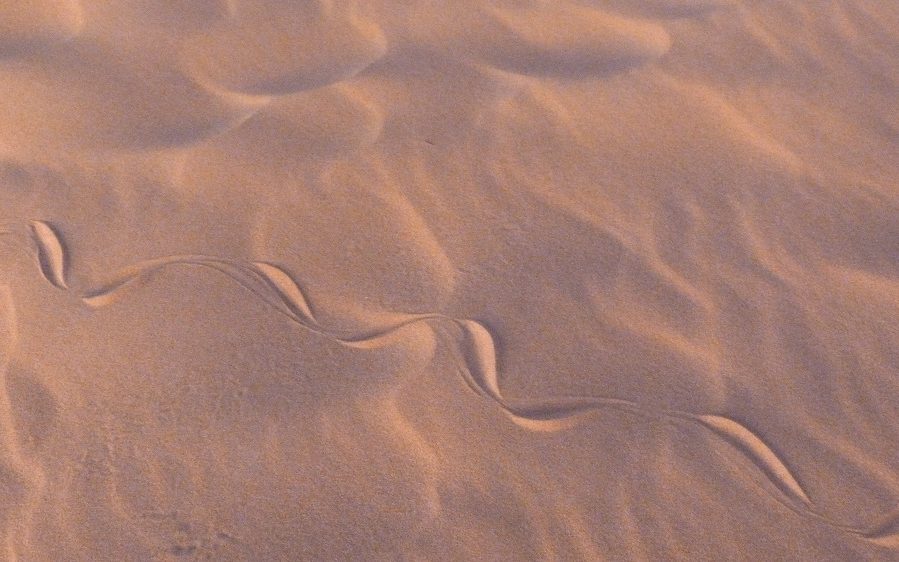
[6,219,895,548]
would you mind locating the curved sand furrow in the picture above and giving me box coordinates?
[0,1,896,558]
[10,221,896,548]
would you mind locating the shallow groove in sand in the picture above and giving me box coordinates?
[29,221,68,290]
[5,221,897,546]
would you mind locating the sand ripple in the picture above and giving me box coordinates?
[0,1,897,559]
[0,0,83,55]
[180,2,387,95]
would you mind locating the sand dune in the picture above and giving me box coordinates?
[0,0,897,560]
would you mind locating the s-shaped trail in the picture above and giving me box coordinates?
[6,219,898,549]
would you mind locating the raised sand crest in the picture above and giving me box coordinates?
[9,221,897,551]
[0,0,897,558]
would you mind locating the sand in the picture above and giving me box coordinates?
[0,1,897,560]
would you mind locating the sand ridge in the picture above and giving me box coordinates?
[2,208,897,556]
[0,0,897,559]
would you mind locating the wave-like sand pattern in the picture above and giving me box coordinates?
[0,1,897,559]
[0,288,46,559]
[0,0,83,55]
[468,4,672,77]
[373,1,671,79]
[8,220,897,551]
[180,2,387,95]
[0,43,254,152]
[594,0,736,19]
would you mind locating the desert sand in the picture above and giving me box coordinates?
[0,0,897,560]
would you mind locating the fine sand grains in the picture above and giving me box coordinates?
[0,0,897,560]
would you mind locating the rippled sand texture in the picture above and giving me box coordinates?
[1,1,898,560]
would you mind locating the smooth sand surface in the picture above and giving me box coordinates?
[1,1,897,560]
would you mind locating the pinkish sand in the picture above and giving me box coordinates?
[0,1,897,560]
